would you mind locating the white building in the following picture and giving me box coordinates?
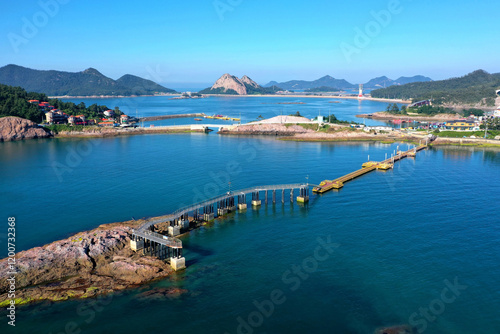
[494,107,500,118]
[364,126,394,132]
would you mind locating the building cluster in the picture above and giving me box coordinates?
[28,99,131,127]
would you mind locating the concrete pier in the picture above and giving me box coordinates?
[130,239,144,251]
[204,213,215,221]
[170,257,186,271]
[218,208,228,216]
[238,203,247,210]
[297,196,309,203]
[168,226,180,237]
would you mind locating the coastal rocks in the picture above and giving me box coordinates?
[0,222,173,306]
[0,116,51,141]
[374,324,416,334]
[136,287,188,301]
[220,122,314,136]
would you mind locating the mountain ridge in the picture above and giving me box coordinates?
[370,69,500,106]
[0,64,177,96]
[264,75,432,90]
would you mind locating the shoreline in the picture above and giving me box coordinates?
[48,93,180,99]
[356,111,462,122]
[52,126,206,139]
[202,94,411,103]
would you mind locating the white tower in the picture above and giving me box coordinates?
[358,84,364,98]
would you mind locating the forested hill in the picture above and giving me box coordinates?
[371,70,500,106]
[0,64,177,96]
[0,84,110,123]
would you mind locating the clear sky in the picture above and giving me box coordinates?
[1,0,498,87]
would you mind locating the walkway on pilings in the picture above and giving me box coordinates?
[136,183,313,233]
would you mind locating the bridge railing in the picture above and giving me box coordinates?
[136,183,313,232]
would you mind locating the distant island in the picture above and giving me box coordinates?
[199,74,282,95]
[371,70,500,107]
[304,86,341,93]
[0,64,178,97]
[264,75,432,90]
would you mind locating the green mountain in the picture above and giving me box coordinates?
[371,70,500,106]
[264,75,355,90]
[0,64,177,96]
[305,86,341,93]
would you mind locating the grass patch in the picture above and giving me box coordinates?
[437,130,499,139]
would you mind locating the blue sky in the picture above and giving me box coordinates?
[1,0,498,87]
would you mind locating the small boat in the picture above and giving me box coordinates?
[194,118,203,121]
[376,163,393,170]
[362,161,378,168]
[204,114,238,121]
[313,180,344,193]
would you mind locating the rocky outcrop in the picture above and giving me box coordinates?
[220,122,314,136]
[240,75,259,88]
[211,73,247,95]
[0,116,51,141]
[374,324,416,334]
[0,220,173,306]
[200,73,273,95]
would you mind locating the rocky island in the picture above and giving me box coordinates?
[0,218,176,307]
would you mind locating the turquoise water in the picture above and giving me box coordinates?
[61,95,394,127]
[1,98,500,333]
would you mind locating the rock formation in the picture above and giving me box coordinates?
[0,116,51,141]
[211,73,248,95]
[0,220,173,306]
[200,74,275,95]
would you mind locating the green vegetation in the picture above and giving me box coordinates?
[480,117,500,131]
[245,84,282,95]
[44,124,90,134]
[0,84,113,123]
[198,87,239,95]
[0,64,177,96]
[372,70,500,106]
[435,130,499,139]
[463,108,485,117]
[386,103,452,115]
[305,86,340,93]
[0,84,47,122]
[289,111,302,117]
[326,114,359,125]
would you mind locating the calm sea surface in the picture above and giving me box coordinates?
[1,96,499,333]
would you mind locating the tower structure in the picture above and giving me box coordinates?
[358,84,364,98]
